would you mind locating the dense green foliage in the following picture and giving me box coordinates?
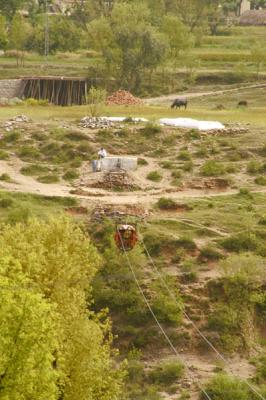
[0,218,125,400]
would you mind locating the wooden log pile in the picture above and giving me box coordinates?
[106,90,142,106]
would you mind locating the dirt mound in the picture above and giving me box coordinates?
[187,178,230,190]
[90,171,140,191]
[106,90,142,106]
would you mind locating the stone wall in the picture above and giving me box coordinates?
[101,157,138,172]
[0,79,23,99]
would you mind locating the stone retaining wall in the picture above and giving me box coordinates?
[0,79,23,99]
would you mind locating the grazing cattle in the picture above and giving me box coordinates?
[171,98,188,110]
[238,100,248,107]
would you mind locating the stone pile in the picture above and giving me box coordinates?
[91,171,140,191]
[3,115,30,131]
[200,126,249,137]
[106,90,142,106]
[188,178,230,190]
[80,116,116,129]
[91,204,148,221]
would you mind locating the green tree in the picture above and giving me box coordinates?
[0,218,125,400]
[251,44,266,80]
[0,14,8,49]
[88,2,168,92]
[9,13,31,65]
[170,0,212,32]
[0,0,25,19]
[0,257,59,399]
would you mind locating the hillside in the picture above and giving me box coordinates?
[0,87,265,399]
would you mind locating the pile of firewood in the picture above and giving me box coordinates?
[106,90,142,106]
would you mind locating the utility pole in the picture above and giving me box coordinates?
[44,0,49,59]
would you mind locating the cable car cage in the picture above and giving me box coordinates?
[114,223,138,252]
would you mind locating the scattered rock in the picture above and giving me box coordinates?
[91,204,148,221]
[80,116,117,129]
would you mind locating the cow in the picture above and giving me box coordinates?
[237,100,248,107]
[171,98,188,110]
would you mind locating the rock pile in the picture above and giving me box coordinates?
[3,115,30,131]
[80,116,115,129]
[91,171,140,191]
[200,126,249,136]
[91,204,148,221]
[188,178,230,190]
[106,90,142,106]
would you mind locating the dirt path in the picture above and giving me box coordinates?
[1,160,265,206]
[145,83,266,105]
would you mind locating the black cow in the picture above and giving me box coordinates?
[171,98,188,110]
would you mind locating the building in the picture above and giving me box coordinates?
[240,0,251,15]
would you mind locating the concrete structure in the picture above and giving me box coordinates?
[100,157,138,172]
[0,79,23,99]
[240,0,251,15]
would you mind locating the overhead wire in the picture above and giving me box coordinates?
[117,230,214,400]
[140,233,266,400]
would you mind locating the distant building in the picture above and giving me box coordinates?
[240,0,251,15]
[240,9,266,25]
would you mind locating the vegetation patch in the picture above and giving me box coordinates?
[147,171,162,182]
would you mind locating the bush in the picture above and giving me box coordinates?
[171,170,182,179]
[221,232,258,252]
[63,170,80,181]
[178,150,191,161]
[3,131,20,143]
[140,123,162,137]
[0,173,12,182]
[201,160,225,176]
[138,158,148,166]
[26,98,49,106]
[0,198,13,208]
[146,171,162,182]
[157,197,178,210]
[176,236,197,251]
[37,175,60,184]
[149,361,184,386]
[20,164,50,176]
[0,150,9,160]
[182,161,193,172]
[86,86,106,117]
[238,188,253,199]
[160,161,173,169]
[247,160,262,174]
[199,246,223,262]
[202,374,249,400]
[255,176,266,186]
[18,146,40,160]
[7,207,31,224]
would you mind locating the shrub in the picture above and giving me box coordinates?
[238,188,253,199]
[171,170,182,179]
[182,161,193,172]
[178,150,191,161]
[20,164,50,176]
[202,374,249,400]
[7,206,31,224]
[26,98,49,106]
[86,86,106,117]
[149,361,184,386]
[140,123,162,137]
[138,158,148,166]
[176,236,197,251]
[0,198,13,208]
[255,176,266,186]
[63,170,80,181]
[157,197,178,210]
[0,150,9,160]
[200,160,225,176]
[147,171,162,182]
[0,173,12,182]
[221,232,258,252]
[160,161,173,169]
[247,160,262,174]
[3,131,20,143]
[66,131,88,141]
[18,146,40,160]
[37,175,60,184]
[199,246,223,262]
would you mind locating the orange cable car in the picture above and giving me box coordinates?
[114,224,138,251]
